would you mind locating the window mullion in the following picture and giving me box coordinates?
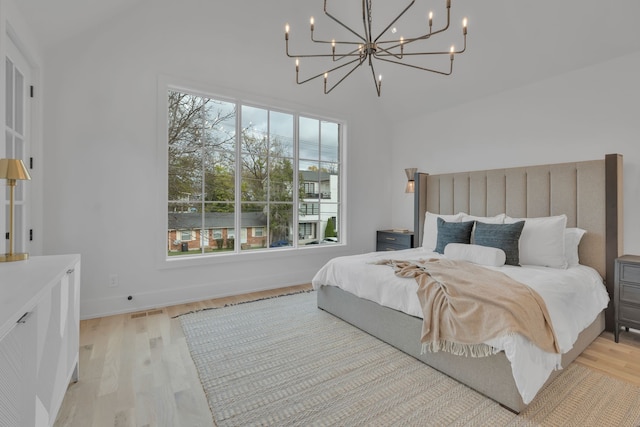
[200,103,207,254]
[235,100,242,254]
[293,113,300,247]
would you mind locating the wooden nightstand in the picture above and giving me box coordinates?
[376,230,414,251]
[614,255,640,342]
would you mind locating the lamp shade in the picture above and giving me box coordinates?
[0,158,31,181]
[404,167,417,193]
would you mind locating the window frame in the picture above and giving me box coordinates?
[157,77,347,267]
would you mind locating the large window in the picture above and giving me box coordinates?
[166,88,342,257]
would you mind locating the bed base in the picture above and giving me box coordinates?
[317,285,605,413]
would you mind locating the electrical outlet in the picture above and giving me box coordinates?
[109,274,119,287]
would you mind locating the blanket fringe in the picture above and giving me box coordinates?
[421,340,500,358]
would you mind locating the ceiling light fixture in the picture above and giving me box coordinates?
[284,0,468,96]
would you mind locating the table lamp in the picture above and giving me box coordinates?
[0,158,31,262]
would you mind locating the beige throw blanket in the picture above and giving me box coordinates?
[378,258,560,357]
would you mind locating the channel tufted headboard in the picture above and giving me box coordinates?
[413,154,623,329]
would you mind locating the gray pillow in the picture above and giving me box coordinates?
[474,221,525,266]
[434,218,475,254]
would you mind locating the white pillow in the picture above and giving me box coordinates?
[460,213,506,224]
[505,214,568,268]
[444,243,506,267]
[422,211,463,252]
[564,228,586,267]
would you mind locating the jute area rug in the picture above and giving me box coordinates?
[180,291,640,426]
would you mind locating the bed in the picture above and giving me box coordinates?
[312,154,623,413]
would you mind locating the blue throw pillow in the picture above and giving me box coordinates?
[474,221,526,266]
[434,218,475,254]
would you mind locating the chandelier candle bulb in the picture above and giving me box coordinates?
[285,24,289,39]
[450,46,455,60]
[429,11,433,29]
[310,16,314,31]
[463,18,468,35]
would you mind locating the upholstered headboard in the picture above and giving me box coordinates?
[414,154,623,329]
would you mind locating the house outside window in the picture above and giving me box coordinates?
[166,86,343,257]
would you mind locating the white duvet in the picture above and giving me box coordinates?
[311,247,609,404]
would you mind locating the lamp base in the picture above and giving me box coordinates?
[0,253,29,262]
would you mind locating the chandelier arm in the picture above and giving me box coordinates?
[288,51,365,59]
[374,20,451,50]
[394,5,452,44]
[324,0,367,43]
[375,56,453,75]
[368,60,382,96]
[373,0,416,44]
[375,22,464,56]
[374,44,403,60]
[390,36,467,59]
[373,37,467,59]
[333,46,365,62]
[287,40,363,59]
[310,36,366,46]
[298,56,364,85]
[325,59,366,94]
[376,34,466,57]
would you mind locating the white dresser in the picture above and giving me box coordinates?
[0,254,81,427]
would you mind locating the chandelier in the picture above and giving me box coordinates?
[284,0,468,96]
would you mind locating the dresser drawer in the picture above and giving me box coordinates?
[620,263,640,284]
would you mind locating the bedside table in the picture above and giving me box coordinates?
[614,255,640,342]
[376,230,414,251]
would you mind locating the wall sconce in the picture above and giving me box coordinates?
[0,158,31,262]
[405,167,417,193]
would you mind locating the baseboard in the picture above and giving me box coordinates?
[80,273,311,319]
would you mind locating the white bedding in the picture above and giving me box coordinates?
[311,247,609,404]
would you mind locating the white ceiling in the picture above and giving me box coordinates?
[14,0,640,120]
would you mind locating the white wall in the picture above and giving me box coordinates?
[42,0,393,318]
[390,51,640,256]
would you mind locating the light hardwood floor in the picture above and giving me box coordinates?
[54,284,640,427]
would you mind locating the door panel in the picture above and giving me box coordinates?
[4,37,31,255]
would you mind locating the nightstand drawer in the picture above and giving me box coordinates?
[377,231,412,247]
[376,230,414,251]
[377,242,408,251]
[620,283,640,305]
[621,263,640,284]
[619,304,640,326]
